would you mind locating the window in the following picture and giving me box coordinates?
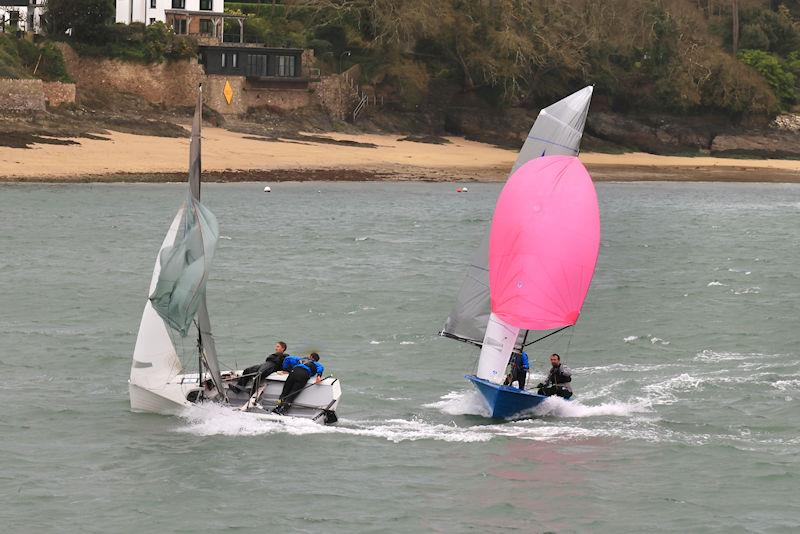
[231,53,238,68]
[149,18,156,24]
[150,0,155,8]
[199,0,212,10]
[247,54,267,77]
[277,55,296,77]
[221,53,226,68]
[199,18,212,35]
[171,0,185,8]
[173,19,187,34]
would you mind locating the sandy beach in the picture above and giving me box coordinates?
[2,126,800,182]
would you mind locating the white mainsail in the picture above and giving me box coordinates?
[441,86,594,382]
[130,85,226,405]
[130,209,185,392]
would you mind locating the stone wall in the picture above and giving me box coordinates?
[204,75,312,115]
[204,75,246,115]
[58,43,205,107]
[0,78,45,111]
[42,81,76,107]
[313,74,356,121]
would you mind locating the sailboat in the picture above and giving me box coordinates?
[440,86,597,418]
[128,85,341,424]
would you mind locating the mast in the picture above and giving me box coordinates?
[188,84,226,402]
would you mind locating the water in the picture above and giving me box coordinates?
[1,181,799,533]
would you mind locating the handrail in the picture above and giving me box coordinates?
[352,93,369,121]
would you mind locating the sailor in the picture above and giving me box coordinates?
[233,341,288,392]
[273,353,324,415]
[536,353,573,399]
[504,351,529,390]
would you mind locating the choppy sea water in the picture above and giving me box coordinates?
[1,181,799,533]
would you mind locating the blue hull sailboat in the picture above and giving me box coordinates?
[465,375,549,418]
[440,87,597,419]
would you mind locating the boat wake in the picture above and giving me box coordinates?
[174,401,659,444]
[176,403,493,443]
[426,390,651,419]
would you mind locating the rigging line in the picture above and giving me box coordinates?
[522,325,572,348]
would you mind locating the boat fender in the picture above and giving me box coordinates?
[263,186,272,193]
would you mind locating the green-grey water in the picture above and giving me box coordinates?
[1,181,799,533]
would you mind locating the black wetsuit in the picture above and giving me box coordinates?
[537,364,573,399]
[237,352,286,387]
[508,352,528,390]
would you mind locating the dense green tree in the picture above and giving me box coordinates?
[46,0,114,43]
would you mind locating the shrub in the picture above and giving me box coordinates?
[738,49,796,106]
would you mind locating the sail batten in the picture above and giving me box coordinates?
[441,86,593,346]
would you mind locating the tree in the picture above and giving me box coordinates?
[46,0,113,43]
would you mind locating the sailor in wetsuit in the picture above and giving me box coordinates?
[234,341,288,392]
[536,353,573,399]
[504,351,529,390]
[272,353,324,415]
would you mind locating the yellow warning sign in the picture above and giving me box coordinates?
[223,80,233,105]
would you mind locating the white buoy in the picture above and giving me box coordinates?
[263,186,271,193]
[461,187,469,193]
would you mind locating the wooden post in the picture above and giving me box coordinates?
[731,0,739,54]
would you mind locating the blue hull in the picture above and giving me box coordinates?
[466,375,549,419]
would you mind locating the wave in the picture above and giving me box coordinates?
[425,390,651,419]
[176,403,491,442]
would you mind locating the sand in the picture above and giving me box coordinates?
[2,127,800,182]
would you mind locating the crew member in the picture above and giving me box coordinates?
[273,353,324,415]
[234,341,288,392]
[504,351,529,390]
[536,353,573,399]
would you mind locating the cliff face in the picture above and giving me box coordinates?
[441,105,800,158]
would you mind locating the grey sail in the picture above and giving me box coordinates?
[148,86,226,400]
[441,86,594,346]
[187,86,226,401]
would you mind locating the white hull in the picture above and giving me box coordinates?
[130,370,342,424]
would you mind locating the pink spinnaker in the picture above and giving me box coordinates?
[489,155,600,330]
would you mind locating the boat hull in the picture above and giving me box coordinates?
[129,371,341,424]
[466,375,549,419]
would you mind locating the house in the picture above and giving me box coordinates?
[0,0,44,35]
[115,0,244,43]
[200,45,307,88]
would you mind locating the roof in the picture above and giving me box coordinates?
[200,44,305,54]
[164,9,245,18]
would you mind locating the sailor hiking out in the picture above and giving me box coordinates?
[273,353,324,415]
[536,353,573,399]
[232,341,288,393]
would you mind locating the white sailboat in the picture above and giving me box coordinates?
[129,85,341,424]
[440,86,595,418]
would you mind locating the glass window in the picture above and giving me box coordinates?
[231,53,238,68]
[172,19,187,34]
[199,19,212,35]
[199,0,212,10]
[171,0,185,9]
[150,0,156,8]
[221,53,226,68]
[277,55,295,77]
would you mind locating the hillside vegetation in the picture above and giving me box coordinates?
[223,0,800,117]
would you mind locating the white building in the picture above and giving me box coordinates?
[115,0,243,43]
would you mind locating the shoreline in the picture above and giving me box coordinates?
[2,127,800,183]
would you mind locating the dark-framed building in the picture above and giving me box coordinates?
[200,45,307,88]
